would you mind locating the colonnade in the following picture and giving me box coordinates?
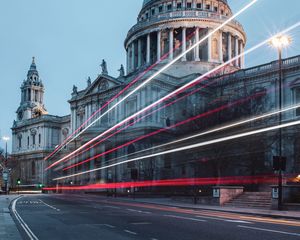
[127,27,245,73]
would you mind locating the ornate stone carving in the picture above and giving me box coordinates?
[30,128,37,136]
[101,59,108,75]
[118,64,125,77]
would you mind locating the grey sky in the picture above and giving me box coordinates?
[1,0,300,151]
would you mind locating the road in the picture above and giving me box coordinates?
[11,194,300,240]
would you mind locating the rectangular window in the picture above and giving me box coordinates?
[177,2,182,9]
[27,136,30,147]
[32,135,35,145]
[19,138,22,148]
[196,3,202,9]
[39,134,41,145]
[151,8,155,15]
[159,5,163,12]
[295,89,300,116]
[206,4,211,10]
[214,6,218,12]
[167,4,172,11]
[187,2,192,8]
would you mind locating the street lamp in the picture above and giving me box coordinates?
[2,136,10,194]
[269,35,292,210]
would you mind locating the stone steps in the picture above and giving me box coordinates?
[224,191,271,209]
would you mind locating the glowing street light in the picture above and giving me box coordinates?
[269,34,292,211]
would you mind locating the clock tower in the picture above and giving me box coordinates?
[16,57,47,121]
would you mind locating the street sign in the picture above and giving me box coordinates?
[2,172,8,181]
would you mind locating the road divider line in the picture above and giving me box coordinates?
[38,199,60,211]
[164,214,206,222]
[237,225,300,236]
[11,197,39,240]
[124,229,137,235]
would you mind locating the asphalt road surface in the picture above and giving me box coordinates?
[11,194,300,240]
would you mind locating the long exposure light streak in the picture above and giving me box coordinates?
[54,118,300,181]
[45,0,258,163]
[46,175,276,191]
[60,85,206,165]
[47,20,300,171]
[105,103,300,165]
[62,91,265,171]
[44,27,197,162]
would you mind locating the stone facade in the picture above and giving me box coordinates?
[11,59,71,186]
[12,0,300,190]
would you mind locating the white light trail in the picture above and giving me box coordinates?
[47,20,300,170]
[102,104,300,164]
[50,0,258,158]
[54,119,300,181]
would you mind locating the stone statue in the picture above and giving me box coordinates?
[87,77,92,87]
[72,85,78,94]
[101,59,108,75]
[118,64,125,77]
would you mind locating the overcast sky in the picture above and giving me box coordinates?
[0,0,300,151]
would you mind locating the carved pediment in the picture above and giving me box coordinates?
[84,75,122,96]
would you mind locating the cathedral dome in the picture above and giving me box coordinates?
[125,0,246,76]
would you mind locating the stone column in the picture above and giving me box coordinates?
[126,48,130,73]
[235,36,239,67]
[169,29,174,60]
[192,0,196,8]
[147,34,151,64]
[219,31,223,63]
[195,27,200,61]
[157,31,161,61]
[182,27,187,61]
[227,32,232,61]
[138,38,142,67]
[131,42,135,70]
[241,42,245,68]
[207,28,212,62]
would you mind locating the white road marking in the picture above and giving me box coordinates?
[101,224,116,228]
[127,208,152,214]
[238,225,300,237]
[104,205,120,209]
[164,215,206,222]
[12,197,39,240]
[225,220,252,224]
[196,215,252,224]
[124,229,137,235]
[131,222,152,225]
[38,199,60,211]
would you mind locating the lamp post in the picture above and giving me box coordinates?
[269,35,292,210]
[2,136,10,194]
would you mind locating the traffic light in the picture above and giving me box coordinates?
[37,183,44,188]
[17,179,21,185]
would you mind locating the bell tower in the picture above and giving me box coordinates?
[16,57,47,121]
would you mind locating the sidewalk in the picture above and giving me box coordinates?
[82,194,300,220]
[0,195,22,240]
[123,197,300,220]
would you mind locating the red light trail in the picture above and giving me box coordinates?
[62,91,265,171]
[44,0,258,162]
[44,175,277,191]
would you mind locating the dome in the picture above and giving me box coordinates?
[125,0,246,76]
[142,0,155,7]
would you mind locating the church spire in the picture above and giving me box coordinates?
[27,56,39,81]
